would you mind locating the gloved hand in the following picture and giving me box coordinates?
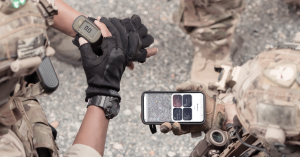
[73,15,155,70]
[160,81,227,137]
[74,16,157,101]
[120,14,154,64]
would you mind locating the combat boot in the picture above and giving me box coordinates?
[47,28,82,66]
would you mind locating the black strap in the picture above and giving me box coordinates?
[149,125,157,134]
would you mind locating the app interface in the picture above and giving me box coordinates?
[144,93,204,123]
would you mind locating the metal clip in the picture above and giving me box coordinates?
[209,63,241,93]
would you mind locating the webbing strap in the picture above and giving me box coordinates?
[149,125,157,134]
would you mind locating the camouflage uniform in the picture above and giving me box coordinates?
[0,0,103,156]
[187,33,300,157]
[0,0,59,156]
[175,0,245,85]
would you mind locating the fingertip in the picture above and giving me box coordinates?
[94,20,101,26]
[146,47,158,58]
[160,122,172,133]
[127,62,134,70]
[172,122,182,135]
[79,37,88,46]
[97,16,101,21]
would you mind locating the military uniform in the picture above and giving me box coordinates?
[187,33,300,157]
[0,0,101,157]
[0,0,59,156]
[175,0,245,85]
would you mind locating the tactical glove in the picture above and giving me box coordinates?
[77,17,129,101]
[74,16,154,101]
[160,81,227,137]
[120,14,154,64]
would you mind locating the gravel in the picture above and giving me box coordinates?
[38,0,300,156]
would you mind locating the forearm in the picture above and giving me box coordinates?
[73,106,109,156]
[52,0,84,37]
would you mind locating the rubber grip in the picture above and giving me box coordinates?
[36,57,59,94]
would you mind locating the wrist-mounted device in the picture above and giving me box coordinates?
[87,95,120,119]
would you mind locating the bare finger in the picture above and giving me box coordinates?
[94,16,112,37]
[79,37,88,46]
[160,122,172,133]
[126,62,134,70]
[172,122,183,135]
[146,47,158,58]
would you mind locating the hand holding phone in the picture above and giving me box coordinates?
[158,81,227,136]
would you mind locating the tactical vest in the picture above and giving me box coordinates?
[0,0,58,156]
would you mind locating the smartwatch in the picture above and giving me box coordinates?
[87,95,120,119]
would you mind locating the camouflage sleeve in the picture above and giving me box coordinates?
[177,0,245,60]
[37,0,58,26]
[63,144,102,157]
[0,130,26,157]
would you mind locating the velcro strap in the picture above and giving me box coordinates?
[149,125,157,134]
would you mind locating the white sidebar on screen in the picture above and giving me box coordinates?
[144,94,148,122]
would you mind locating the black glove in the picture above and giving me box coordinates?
[73,16,154,101]
[121,14,154,64]
[78,17,127,101]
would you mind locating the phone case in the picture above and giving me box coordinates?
[141,91,206,125]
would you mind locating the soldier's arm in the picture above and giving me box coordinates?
[72,106,109,157]
[52,0,84,37]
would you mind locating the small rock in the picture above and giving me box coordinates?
[149,150,155,155]
[151,136,157,141]
[123,109,132,116]
[167,151,176,157]
[126,9,132,14]
[171,73,175,78]
[113,143,123,150]
[135,106,141,112]
[106,151,113,156]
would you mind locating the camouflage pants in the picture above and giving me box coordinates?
[0,98,58,157]
[176,0,245,60]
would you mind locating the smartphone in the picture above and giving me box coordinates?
[141,91,206,125]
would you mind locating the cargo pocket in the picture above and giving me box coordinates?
[22,99,59,157]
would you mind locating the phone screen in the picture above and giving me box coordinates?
[143,92,204,124]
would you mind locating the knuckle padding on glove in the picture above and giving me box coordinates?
[100,17,123,47]
[138,24,148,37]
[110,18,128,50]
[130,14,142,27]
[141,34,154,48]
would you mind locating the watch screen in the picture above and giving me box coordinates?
[79,21,98,38]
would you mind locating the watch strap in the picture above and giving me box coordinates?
[87,95,107,108]
[87,95,120,119]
